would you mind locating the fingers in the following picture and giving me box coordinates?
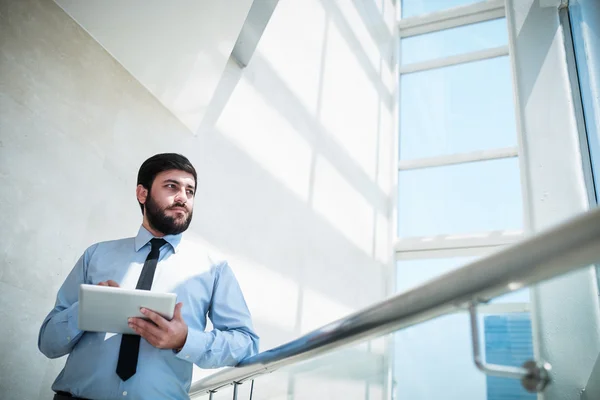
[173,302,183,320]
[97,280,120,287]
[140,308,169,329]
[129,318,164,347]
[129,308,187,350]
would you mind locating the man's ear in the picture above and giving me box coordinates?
[136,184,148,206]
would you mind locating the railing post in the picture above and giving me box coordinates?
[468,302,552,392]
[232,382,239,400]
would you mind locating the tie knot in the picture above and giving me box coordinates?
[150,238,167,251]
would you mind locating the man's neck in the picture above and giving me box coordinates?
[142,220,165,238]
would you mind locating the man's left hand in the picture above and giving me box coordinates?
[129,302,188,350]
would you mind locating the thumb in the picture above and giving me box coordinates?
[174,302,184,320]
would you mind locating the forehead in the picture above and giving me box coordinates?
[153,170,195,187]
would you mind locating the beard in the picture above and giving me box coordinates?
[145,193,193,235]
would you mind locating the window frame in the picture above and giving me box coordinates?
[394,1,527,260]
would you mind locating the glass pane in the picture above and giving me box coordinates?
[402,0,483,18]
[401,19,508,65]
[397,257,473,292]
[397,158,524,236]
[400,56,517,160]
[397,259,530,303]
[394,260,534,399]
[245,340,388,400]
[570,5,600,202]
[394,312,487,398]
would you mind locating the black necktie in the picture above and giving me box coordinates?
[116,238,167,381]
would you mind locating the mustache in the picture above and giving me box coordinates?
[168,203,188,210]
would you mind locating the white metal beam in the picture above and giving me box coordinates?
[395,230,525,255]
[395,246,500,260]
[399,0,505,38]
[400,45,509,74]
[398,146,518,170]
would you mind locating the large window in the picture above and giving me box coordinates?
[569,2,600,202]
[394,1,533,399]
[401,0,487,18]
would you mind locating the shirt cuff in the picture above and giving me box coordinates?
[175,327,209,363]
[64,302,82,343]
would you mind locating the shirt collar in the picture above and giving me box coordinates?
[134,225,183,253]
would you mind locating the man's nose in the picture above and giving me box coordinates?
[174,188,187,204]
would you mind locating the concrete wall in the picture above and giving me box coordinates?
[0,0,396,399]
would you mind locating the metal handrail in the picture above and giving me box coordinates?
[190,207,600,396]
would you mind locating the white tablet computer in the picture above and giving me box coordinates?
[78,284,177,335]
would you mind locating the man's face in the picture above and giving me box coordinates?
[139,169,196,235]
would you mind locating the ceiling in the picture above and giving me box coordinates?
[55,0,254,133]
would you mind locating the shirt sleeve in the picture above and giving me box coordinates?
[176,262,260,368]
[38,245,95,359]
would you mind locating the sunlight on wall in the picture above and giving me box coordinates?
[330,0,389,75]
[228,255,301,334]
[184,230,301,334]
[313,155,375,256]
[381,0,398,33]
[374,213,390,264]
[300,285,356,333]
[170,52,222,131]
[320,22,381,181]
[257,0,328,116]
[216,79,313,202]
[376,101,395,196]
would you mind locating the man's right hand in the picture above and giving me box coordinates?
[98,280,120,287]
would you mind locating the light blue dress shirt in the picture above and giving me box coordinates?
[38,226,259,400]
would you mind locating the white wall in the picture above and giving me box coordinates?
[54,0,254,133]
[0,0,396,399]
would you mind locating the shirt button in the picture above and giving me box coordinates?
[185,355,190,359]
[123,391,127,396]
[66,336,71,341]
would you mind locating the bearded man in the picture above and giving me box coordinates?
[39,153,259,400]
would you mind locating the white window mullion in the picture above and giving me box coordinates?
[398,146,518,170]
[400,45,509,74]
[399,0,505,38]
[395,229,525,256]
[395,246,502,260]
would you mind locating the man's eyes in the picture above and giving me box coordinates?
[164,184,194,195]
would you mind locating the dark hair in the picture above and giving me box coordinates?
[137,153,197,213]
